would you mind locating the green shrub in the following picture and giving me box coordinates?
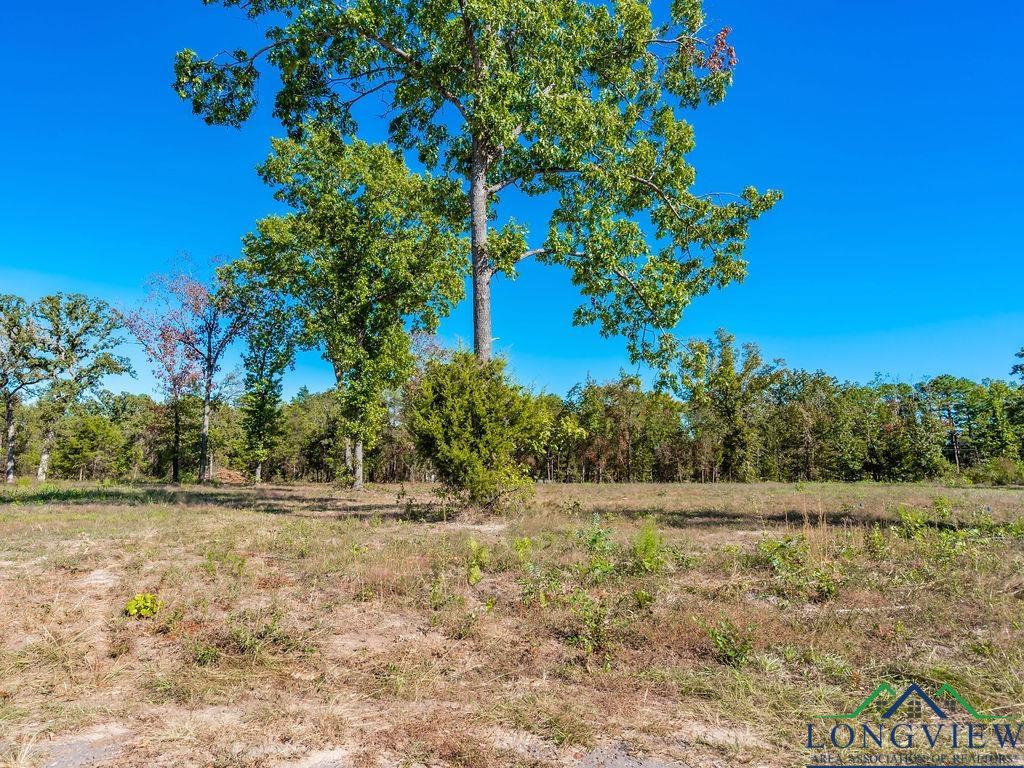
[747,534,805,573]
[865,523,888,559]
[932,496,954,524]
[406,351,546,508]
[745,534,845,602]
[577,516,616,583]
[807,566,841,601]
[428,574,456,611]
[124,593,162,619]
[565,589,612,657]
[512,536,534,563]
[966,457,1024,486]
[704,619,753,667]
[896,505,929,539]
[519,563,563,608]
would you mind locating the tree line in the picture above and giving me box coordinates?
[4,0,1018,497]
[3,295,1022,488]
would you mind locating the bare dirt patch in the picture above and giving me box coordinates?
[25,723,130,768]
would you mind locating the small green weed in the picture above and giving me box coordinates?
[124,593,162,619]
[466,538,491,586]
[202,548,247,578]
[865,523,887,559]
[565,589,612,658]
[189,642,221,666]
[224,608,301,661]
[519,563,563,608]
[501,693,592,747]
[632,588,655,610]
[896,505,929,539]
[512,535,533,563]
[629,519,669,574]
[746,535,844,602]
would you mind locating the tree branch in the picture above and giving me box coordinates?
[487,165,578,195]
[458,0,482,77]
[518,247,660,322]
[345,21,471,123]
[627,174,686,223]
[341,78,401,109]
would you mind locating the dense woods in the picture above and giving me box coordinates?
[3,292,1022,487]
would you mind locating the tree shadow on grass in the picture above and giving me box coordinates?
[0,483,453,522]
[0,487,471,528]
[4,485,914,529]
[0,485,179,507]
[603,505,889,529]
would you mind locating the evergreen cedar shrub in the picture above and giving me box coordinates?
[407,352,544,508]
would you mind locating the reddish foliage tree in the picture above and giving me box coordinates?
[121,303,199,484]
[161,272,249,483]
[124,265,249,483]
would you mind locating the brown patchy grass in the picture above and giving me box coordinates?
[0,481,1022,767]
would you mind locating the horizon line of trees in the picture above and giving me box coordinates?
[3,290,1023,488]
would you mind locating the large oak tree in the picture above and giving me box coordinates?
[174,0,779,365]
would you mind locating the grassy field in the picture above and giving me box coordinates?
[1,481,1023,767]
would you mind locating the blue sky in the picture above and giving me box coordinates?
[1,1,1022,398]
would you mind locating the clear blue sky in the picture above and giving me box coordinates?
[1,1,1022,397]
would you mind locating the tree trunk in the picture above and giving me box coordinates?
[625,425,633,481]
[353,438,364,490]
[37,428,55,482]
[254,461,262,485]
[344,437,353,472]
[470,144,493,360]
[4,398,15,485]
[172,399,181,484]
[198,379,212,483]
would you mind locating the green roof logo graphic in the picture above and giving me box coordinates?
[817,682,1004,721]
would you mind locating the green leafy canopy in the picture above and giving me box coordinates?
[229,131,468,443]
[175,0,780,367]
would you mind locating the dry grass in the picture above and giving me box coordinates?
[0,480,1022,767]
